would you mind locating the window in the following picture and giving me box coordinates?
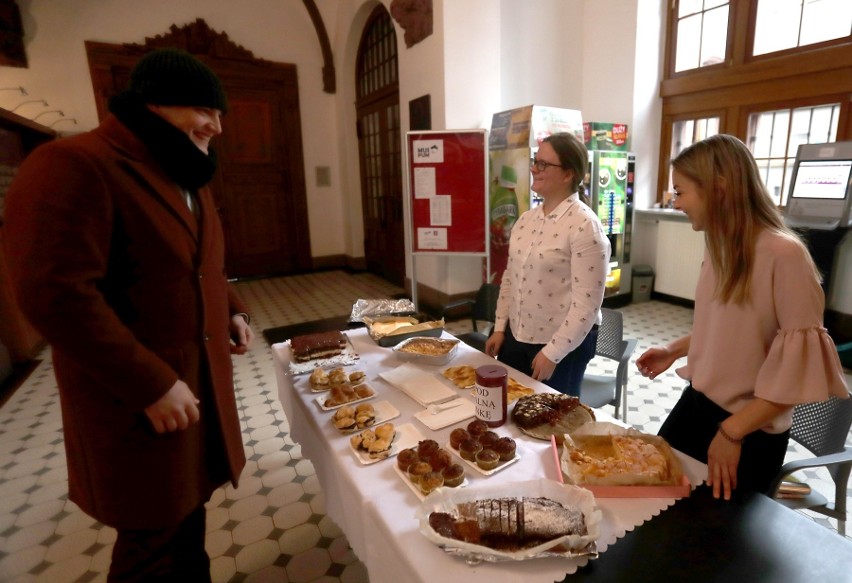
[671,117,720,159]
[674,0,730,72]
[664,117,721,200]
[753,0,852,56]
[747,104,840,205]
[659,0,852,207]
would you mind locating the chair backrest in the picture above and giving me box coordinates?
[470,283,500,330]
[594,308,624,361]
[790,390,852,457]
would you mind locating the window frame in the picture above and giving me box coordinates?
[657,0,852,206]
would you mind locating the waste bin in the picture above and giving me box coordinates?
[632,265,654,303]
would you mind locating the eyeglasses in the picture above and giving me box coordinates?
[530,158,562,172]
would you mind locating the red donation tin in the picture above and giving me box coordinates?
[475,364,508,427]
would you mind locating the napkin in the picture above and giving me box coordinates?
[413,398,475,431]
[379,363,457,406]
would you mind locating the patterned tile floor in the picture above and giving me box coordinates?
[0,270,849,582]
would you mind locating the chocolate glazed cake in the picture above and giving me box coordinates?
[290,331,346,362]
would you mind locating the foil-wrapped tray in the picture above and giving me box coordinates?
[416,478,601,563]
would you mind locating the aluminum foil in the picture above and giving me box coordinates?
[349,298,416,322]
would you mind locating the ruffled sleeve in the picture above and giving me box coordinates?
[755,325,848,404]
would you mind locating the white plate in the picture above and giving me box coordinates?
[306,371,368,393]
[349,422,424,465]
[413,398,476,431]
[446,440,521,476]
[379,363,456,406]
[331,400,400,434]
[315,383,377,411]
[392,463,468,500]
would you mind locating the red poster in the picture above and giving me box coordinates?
[407,130,487,254]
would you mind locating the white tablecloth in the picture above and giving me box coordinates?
[273,328,707,583]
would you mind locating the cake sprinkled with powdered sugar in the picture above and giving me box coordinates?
[429,496,586,551]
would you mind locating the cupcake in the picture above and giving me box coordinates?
[441,463,465,487]
[417,439,440,459]
[494,437,517,461]
[475,448,500,471]
[458,438,482,462]
[479,430,499,449]
[449,428,470,450]
[467,419,489,437]
[428,448,452,471]
[407,461,432,485]
[419,471,444,496]
[397,447,420,471]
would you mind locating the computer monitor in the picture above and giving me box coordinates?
[785,141,852,230]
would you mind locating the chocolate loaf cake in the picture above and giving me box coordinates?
[290,331,346,362]
[429,496,586,551]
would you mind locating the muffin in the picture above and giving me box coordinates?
[417,439,440,459]
[458,438,482,462]
[479,430,499,449]
[441,463,465,487]
[397,447,419,471]
[449,428,470,450]
[428,448,452,471]
[494,436,517,461]
[407,461,432,485]
[467,419,489,437]
[419,471,444,496]
[475,448,500,471]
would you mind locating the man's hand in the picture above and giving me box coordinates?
[230,314,254,355]
[144,380,200,433]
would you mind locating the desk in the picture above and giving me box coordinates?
[566,485,852,583]
[273,327,714,582]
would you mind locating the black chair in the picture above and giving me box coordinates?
[440,283,500,353]
[578,308,637,422]
[768,390,852,536]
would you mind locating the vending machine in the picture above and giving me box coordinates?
[580,122,634,298]
[587,149,635,299]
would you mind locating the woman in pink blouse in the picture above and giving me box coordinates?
[485,133,611,395]
[637,134,848,500]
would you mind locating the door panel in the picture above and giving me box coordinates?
[85,26,311,280]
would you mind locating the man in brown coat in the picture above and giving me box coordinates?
[4,48,252,581]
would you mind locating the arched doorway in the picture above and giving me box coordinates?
[355,6,404,287]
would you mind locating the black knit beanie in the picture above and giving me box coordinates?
[127,48,228,113]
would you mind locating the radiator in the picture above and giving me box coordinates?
[654,220,705,300]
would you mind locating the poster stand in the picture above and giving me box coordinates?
[403,129,489,309]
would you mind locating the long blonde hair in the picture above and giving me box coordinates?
[671,134,820,304]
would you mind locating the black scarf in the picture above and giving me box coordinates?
[109,92,218,191]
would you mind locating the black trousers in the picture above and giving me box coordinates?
[108,505,211,583]
[659,385,789,496]
[497,324,598,397]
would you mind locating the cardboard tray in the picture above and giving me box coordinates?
[549,432,691,498]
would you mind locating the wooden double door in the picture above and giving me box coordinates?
[85,22,311,279]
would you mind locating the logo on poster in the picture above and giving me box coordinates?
[412,140,444,163]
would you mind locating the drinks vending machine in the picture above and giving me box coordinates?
[587,149,635,299]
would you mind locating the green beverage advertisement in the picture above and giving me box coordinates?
[595,151,627,236]
[488,148,530,282]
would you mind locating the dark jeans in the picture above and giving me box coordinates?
[108,505,211,583]
[497,324,598,397]
[659,385,790,496]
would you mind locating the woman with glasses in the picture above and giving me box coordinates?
[485,132,611,396]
